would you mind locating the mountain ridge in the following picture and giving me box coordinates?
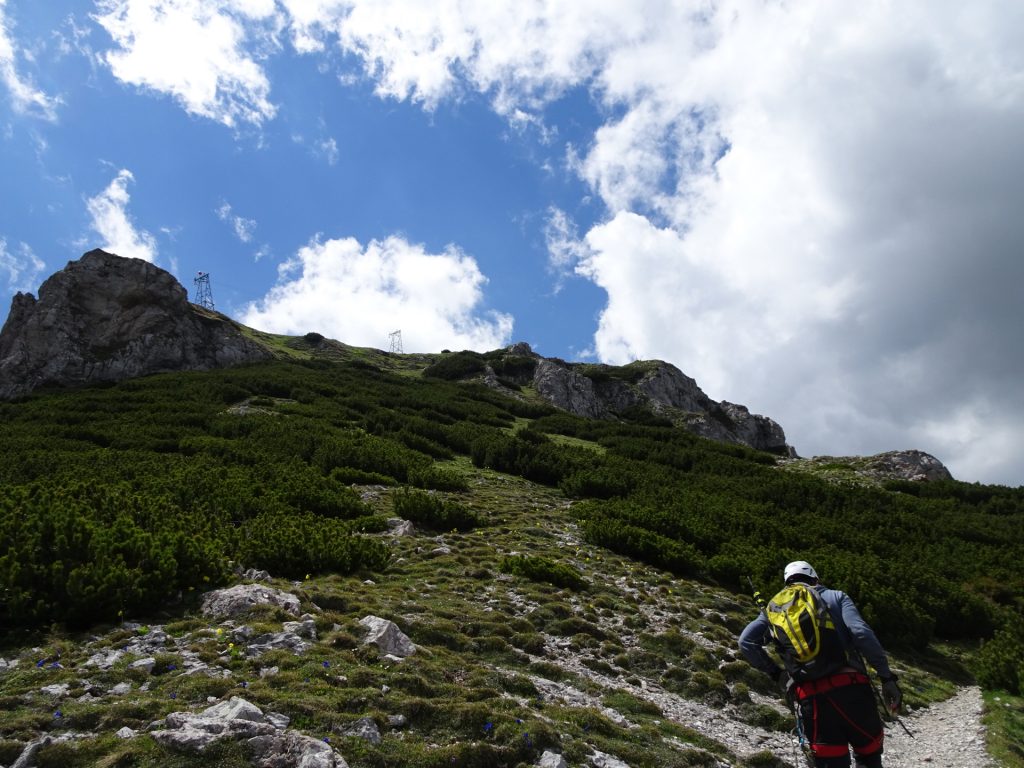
[0,249,951,482]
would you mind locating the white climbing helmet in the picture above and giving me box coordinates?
[784,560,818,584]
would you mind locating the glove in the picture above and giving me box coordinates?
[881,676,902,713]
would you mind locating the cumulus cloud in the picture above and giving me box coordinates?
[0,238,45,293]
[92,0,279,127]
[85,169,158,263]
[281,0,637,112]
[215,200,257,242]
[0,0,61,120]
[565,2,1024,485]
[287,0,1024,484]
[241,235,513,352]
[79,0,1024,482]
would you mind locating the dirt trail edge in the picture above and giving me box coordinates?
[880,685,995,768]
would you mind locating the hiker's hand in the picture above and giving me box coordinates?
[881,677,902,712]
[777,669,795,706]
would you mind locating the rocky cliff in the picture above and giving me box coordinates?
[0,250,272,399]
[492,343,793,455]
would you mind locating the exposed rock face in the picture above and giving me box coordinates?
[867,450,953,482]
[533,359,607,419]
[498,343,793,455]
[0,249,271,399]
[201,584,302,619]
[781,449,954,484]
[152,696,348,767]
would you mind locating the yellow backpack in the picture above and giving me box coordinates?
[765,583,847,680]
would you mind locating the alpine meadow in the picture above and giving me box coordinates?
[0,336,1022,766]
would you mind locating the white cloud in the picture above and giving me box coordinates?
[316,136,338,165]
[93,0,279,127]
[293,0,1024,484]
[0,0,61,120]
[0,238,45,293]
[76,0,1024,482]
[284,0,639,111]
[85,169,158,263]
[242,234,513,352]
[216,200,257,242]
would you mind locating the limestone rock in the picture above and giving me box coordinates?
[12,735,54,768]
[128,657,157,674]
[248,731,348,768]
[590,750,631,768]
[523,350,792,455]
[152,696,275,753]
[866,450,953,482]
[337,716,381,744]
[538,750,569,768]
[533,359,608,419]
[0,249,271,400]
[359,616,416,657]
[201,584,301,619]
[152,696,347,766]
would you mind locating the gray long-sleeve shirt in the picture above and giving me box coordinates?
[738,585,894,680]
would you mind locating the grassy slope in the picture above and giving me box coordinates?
[0,457,994,768]
[0,348,1018,767]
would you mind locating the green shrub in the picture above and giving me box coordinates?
[975,618,1024,694]
[237,510,390,578]
[423,352,487,380]
[0,482,229,629]
[500,555,587,591]
[392,488,483,531]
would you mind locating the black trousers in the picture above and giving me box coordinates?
[797,680,884,767]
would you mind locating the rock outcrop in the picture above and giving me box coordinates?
[201,584,302,619]
[781,449,954,484]
[0,249,271,399]
[152,696,348,767]
[495,343,793,455]
[866,450,953,482]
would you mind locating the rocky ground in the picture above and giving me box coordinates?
[882,685,995,768]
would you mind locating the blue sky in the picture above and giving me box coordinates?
[2,1,1023,487]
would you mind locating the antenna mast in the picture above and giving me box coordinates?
[389,330,403,354]
[193,271,215,310]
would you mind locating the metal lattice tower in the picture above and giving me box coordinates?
[193,271,215,310]
[389,330,403,354]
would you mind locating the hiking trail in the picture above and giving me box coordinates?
[873,685,994,768]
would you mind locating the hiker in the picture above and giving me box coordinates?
[738,561,903,767]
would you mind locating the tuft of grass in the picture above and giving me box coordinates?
[983,689,1024,768]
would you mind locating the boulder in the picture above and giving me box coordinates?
[152,697,347,766]
[247,730,348,768]
[538,750,569,768]
[12,736,54,768]
[358,616,416,657]
[151,696,275,753]
[590,750,631,768]
[201,584,301,619]
[337,716,381,744]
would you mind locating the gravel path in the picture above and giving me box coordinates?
[878,686,995,768]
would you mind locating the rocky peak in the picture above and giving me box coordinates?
[0,249,271,399]
[492,344,794,455]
